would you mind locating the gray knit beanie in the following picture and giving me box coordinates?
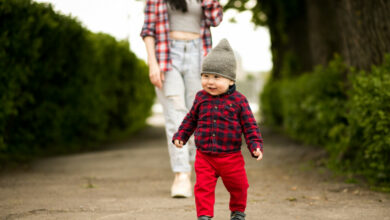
[201,39,236,81]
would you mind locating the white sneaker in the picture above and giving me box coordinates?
[171,172,192,198]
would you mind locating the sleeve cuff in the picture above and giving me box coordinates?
[249,143,263,158]
[172,132,187,145]
[140,30,155,38]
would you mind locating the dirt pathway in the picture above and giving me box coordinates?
[0,126,389,220]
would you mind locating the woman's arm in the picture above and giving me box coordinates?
[140,0,157,38]
[202,0,223,27]
[140,0,164,89]
[143,36,164,89]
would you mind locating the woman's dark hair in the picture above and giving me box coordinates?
[166,0,200,13]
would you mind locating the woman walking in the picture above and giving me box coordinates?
[140,0,223,198]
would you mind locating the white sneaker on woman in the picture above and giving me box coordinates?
[171,172,192,198]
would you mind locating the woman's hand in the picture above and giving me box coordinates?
[143,36,164,89]
[148,62,164,89]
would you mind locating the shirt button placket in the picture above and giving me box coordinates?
[212,103,218,152]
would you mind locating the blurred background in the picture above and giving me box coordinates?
[31,0,273,124]
[0,0,389,189]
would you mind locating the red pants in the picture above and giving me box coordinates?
[194,150,249,217]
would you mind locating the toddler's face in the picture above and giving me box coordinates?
[201,73,234,96]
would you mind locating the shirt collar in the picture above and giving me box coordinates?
[209,84,236,98]
[226,84,236,95]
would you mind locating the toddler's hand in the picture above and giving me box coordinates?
[174,139,184,148]
[253,148,263,161]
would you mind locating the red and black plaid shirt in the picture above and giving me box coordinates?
[140,0,223,72]
[173,85,264,158]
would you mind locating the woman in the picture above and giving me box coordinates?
[140,0,223,198]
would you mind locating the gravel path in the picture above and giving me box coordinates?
[0,126,389,220]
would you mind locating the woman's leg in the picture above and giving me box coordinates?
[182,38,202,162]
[156,39,196,197]
[159,39,198,174]
[156,87,191,173]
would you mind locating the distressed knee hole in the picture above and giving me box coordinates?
[167,95,187,111]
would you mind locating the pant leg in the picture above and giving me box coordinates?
[194,150,218,217]
[182,38,202,162]
[182,38,202,109]
[156,88,192,173]
[157,38,202,172]
[219,152,249,213]
[157,39,192,173]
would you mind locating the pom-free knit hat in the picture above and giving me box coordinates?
[201,38,236,81]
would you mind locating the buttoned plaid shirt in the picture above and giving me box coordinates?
[140,0,223,72]
[173,85,264,157]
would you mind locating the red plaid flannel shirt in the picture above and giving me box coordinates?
[173,85,264,158]
[140,0,223,72]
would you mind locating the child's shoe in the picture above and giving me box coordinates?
[198,216,211,220]
[171,172,192,198]
[230,211,246,220]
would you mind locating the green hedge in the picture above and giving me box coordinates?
[260,55,390,186]
[0,0,154,164]
[346,57,390,185]
[281,56,348,146]
[260,78,283,127]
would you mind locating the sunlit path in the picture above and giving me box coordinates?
[0,124,389,219]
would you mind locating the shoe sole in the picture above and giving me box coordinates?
[171,192,192,198]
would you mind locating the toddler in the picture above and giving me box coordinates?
[173,39,263,220]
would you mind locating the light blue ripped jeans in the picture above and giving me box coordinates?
[156,38,202,173]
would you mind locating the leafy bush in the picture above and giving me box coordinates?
[346,56,390,184]
[260,55,390,186]
[281,56,348,146]
[260,78,283,127]
[0,0,154,164]
[88,33,154,139]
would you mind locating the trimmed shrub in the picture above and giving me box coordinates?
[0,0,154,164]
[88,33,154,139]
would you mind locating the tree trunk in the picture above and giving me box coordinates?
[305,0,342,67]
[250,0,390,78]
[337,0,390,70]
[259,0,312,79]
